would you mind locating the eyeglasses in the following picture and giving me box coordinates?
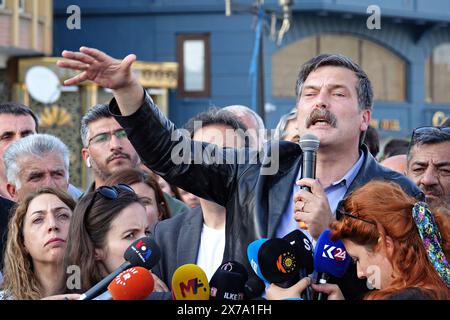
[88,129,128,146]
[335,203,377,226]
[84,183,135,217]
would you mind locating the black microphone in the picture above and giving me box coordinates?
[209,261,248,300]
[257,238,299,288]
[244,275,266,300]
[283,230,314,299]
[298,133,320,230]
[79,237,161,300]
[299,133,320,192]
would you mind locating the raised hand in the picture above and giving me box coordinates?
[57,46,144,116]
[57,46,137,90]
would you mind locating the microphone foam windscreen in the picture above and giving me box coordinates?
[209,261,248,300]
[123,237,161,269]
[171,264,210,300]
[108,266,154,300]
[247,238,269,284]
[258,238,299,284]
[314,229,350,278]
[283,230,314,274]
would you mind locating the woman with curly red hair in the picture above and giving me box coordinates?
[266,180,450,300]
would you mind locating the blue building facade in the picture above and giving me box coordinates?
[53,0,450,139]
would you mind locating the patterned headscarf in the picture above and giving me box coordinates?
[412,202,450,287]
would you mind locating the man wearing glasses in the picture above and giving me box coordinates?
[80,104,141,191]
[406,126,450,209]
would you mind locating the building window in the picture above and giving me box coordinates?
[18,0,25,13]
[0,0,5,10]
[425,43,450,104]
[177,33,210,97]
[272,34,406,102]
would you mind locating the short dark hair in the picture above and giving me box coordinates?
[383,138,410,158]
[0,102,39,132]
[407,127,450,162]
[363,125,380,158]
[183,108,249,147]
[295,54,373,110]
[80,104,112,147]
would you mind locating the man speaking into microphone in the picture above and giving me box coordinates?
[58,49,422,300]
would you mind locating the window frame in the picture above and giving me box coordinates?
[176,33,211,97]
[18,0,25,13]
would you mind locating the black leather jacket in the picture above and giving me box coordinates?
[110,92,423,299]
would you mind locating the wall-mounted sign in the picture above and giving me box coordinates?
[370,118,401,131]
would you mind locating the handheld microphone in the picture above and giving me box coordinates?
[283,229,314,299]
[298,134,320,230]
[254,238,300,287]
[247,238,270,285]
[171,264,210,300]
[79,237,161,300]
[94,266,155,300]
[244,275,266,300]
[313,229,350,300]
[282,230,313,275]
[209,261,248,300]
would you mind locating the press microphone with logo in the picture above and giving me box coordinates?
[298,133,320,230]
[209,261,248,300]
[171,264,210,300]
[93,266,155,300]
[313,229,350,300]
[247,238,299,288]
[79,237,161,300]
[283,229,314,299]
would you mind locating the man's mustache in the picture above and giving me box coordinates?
[306,109,337,128]
[107,152,131,163]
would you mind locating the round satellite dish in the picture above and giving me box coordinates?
[25,66,61,104]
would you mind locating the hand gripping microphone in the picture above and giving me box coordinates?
[93,266,155,300]
[313,229,350,300]
[248,238,300,288]
[79,237,161,300]
[171,264,210,300]
[298,133,320,229]
[209,261,248,300]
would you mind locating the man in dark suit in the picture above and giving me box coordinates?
[58,48,422,299]
[151,108,248,287]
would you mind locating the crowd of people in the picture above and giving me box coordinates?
[0,47,448,300]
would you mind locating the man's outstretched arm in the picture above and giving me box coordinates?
[57,46,143,116]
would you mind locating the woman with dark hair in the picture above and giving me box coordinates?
[0,188,78,300]
[63,184,168,293]
[267,181,450,300]
[104,169,171,227]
